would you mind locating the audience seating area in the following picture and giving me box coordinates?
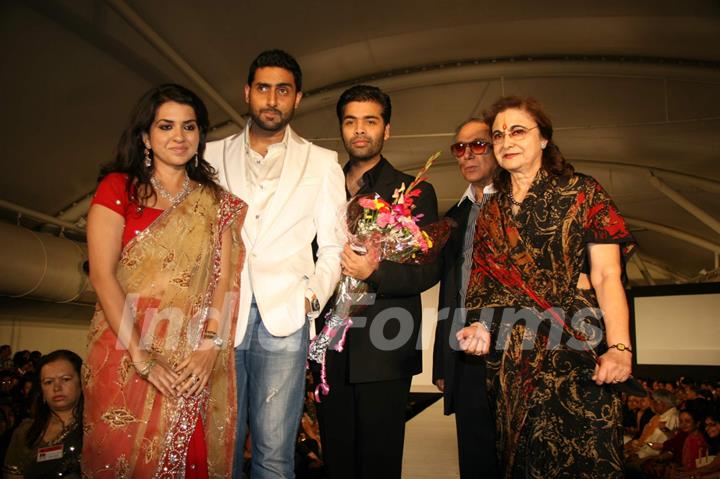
[1,344,718,478]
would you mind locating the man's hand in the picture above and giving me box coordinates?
[434,378,445,392]
[456,322,490,356]
[341,243,379,280]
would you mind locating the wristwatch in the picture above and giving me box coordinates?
[306,290,320,317]
[204,331,224,348]
[608,343,632,353]
[310,296,320,314]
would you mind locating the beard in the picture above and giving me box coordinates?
[249,106,295,132]
[343,135,385,162]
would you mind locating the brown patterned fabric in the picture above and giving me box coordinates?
[465,169,636,478]
[82,186,246,478]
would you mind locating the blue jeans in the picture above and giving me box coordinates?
[234,300,308,478]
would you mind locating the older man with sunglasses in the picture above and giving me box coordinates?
[432,118,499,478]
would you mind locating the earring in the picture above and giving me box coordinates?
[193,153,199,168]
[144,147,152,168]
[541,142,547,149]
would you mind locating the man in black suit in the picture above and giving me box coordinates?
[432,118,499,478]
[316,85,439,479]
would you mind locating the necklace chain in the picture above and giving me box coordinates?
[508,190,523,207]
[150,173,192,205]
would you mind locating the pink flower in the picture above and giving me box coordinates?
[376,212,394,228]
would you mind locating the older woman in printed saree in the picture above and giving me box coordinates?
[82,84,246,478]
[456,96,636,478]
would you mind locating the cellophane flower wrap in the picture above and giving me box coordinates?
[308,152,452,400]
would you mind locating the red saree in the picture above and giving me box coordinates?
[82,186,246,478]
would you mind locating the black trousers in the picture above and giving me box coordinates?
[453,354,499,479]
[316,348,412,479]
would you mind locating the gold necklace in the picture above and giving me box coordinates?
[46,413,76,445]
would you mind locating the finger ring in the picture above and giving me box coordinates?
[191,375,199,383]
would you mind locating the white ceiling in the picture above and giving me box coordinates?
[2,0,720,285]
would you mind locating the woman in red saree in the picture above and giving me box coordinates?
[82,84,246,478]
[457,96,636,478]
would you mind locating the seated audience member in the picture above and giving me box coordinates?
[680,408,710,471]
[296,413,323,479]
[0,405,16,432]
[2,350,82,479]
[640,426,688,479]
[681,386,701,408]
[699,382,714,399]
[667,410,720,478]
[698,390,714,402]
[0,372,16,402]
[11,353,32,378]
[634,394,655,439]
[11,374,35,424]
[296,374,324,478]
[624,395,640,434]
[626,389,680,476]
[646,408,711,477]
[27,353,41,372]
[0,347,12,372]
[0,406,13,467]
[706,411,720,455]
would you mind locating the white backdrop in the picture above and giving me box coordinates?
[634,293,720,366]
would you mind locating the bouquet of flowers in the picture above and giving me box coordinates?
[308,152,452,400]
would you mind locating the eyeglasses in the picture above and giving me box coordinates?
[450,140,491,158]
[491,125,538,145]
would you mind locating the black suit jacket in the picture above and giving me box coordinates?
[341,157,440,383]
[432,197,478,415]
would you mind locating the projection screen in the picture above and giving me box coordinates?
[633,289,720,367]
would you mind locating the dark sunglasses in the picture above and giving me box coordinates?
[450,140,491,158]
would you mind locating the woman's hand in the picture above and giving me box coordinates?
[172,340,220,397]
[144,358,180,398]
[592,348,632,385]
[456,322,491,356]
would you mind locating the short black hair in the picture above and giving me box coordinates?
[336,85,392,125]
[247,49,302,92]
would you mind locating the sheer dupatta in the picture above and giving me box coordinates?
[83,187,246,478]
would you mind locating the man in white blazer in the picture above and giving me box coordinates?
[205,49,345,478]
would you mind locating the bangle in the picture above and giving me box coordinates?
[203,330,225,348]
[608,343,633,353]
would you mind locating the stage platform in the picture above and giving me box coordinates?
[402,386,460,478]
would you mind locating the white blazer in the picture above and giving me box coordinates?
[206,126,345,344]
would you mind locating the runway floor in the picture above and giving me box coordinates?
[402,387,460,478]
